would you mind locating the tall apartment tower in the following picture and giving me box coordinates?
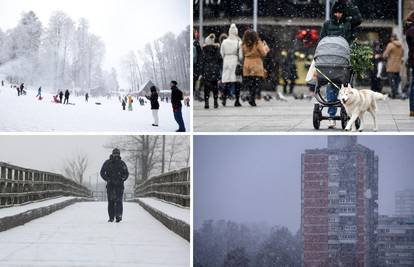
[301,136,378,267]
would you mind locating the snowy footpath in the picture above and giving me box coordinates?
[0,202,190,267]
[0,86,190,132]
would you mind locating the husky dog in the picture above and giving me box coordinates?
[339,84,387,132]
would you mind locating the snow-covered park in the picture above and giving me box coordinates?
[0,84,190,132]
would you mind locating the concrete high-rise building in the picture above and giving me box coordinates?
[395,189,414,217]
[377,215,414,266]
[301,136,378,267]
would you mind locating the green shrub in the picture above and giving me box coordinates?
[350,41,374,80]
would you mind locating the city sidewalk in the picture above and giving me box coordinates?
[194,90,414,132]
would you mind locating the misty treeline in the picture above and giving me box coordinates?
[0,10,117,95]
[107,135,190,185]
[194,220,301,267]
[123,26,190,92]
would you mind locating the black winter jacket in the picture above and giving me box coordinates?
[201,44,222,81]
[171,85,183,110]
[100,156,129,186]
[320,0,362,43]
[146,92,159,110]
[406,24,414,68]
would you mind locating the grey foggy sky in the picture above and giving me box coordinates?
[0,0,190,88]
[194,135,414,232]
[0,135,113,187]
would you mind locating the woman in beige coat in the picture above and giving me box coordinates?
[383,34,404,98]
[242,30,269,106]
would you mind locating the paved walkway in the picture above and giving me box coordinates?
[194,92,414,132]
[0,202,189,267]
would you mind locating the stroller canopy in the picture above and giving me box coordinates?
[314,36,350,66]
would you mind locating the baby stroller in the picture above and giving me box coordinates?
[312,36,360,130]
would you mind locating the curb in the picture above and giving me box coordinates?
[0,197,92,232]
[132,198,190,242]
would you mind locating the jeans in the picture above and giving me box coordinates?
[174,106,186,132]
[326,84,338,117]
[107,184,124,219]
[410,68,414,112]
[388,72,400,98]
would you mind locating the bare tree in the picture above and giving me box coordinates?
[62,152,89,184]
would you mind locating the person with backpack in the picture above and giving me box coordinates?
[100,148,129,223]
[145,86,160,126]
[171,80,186,132]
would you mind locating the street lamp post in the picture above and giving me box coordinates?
[199,0,204,45]
[398,0,402,38]
[253,0,258,31]
[325,0,330,22]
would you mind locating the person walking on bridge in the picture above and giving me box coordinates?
[100,148,129,222]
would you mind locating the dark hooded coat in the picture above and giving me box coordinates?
[100,155,129,186]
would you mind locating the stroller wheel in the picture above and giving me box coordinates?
[313,104,321,130]
[340,107,348,130]
[355,118,361,130]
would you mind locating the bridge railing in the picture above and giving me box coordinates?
[135,167,190,207]
[0,162,91,207]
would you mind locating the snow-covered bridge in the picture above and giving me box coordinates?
[0,164,190,267]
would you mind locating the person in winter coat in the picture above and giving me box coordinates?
[19,83,24,96]
[85,93,89,102]
[36,86,42,99]
[320,0,361,44]
[145,85,160,126]
[64,89,70,104]
[201,33,222,109]
[127,95,133,111]
[193,29,203,101]
[100,148,129,223]
[281,50,298,95]
[320,0,361,128]
[121,98,126,110]
[383,34,404,99]
[241,30,269,106]
[171,80,186,132]
[370,41,384,93]
[59,91,64,103]
[405,11,414,116]
[221,24,244,107]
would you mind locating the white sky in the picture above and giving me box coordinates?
[0,135,113,188]
[0,0,190,88]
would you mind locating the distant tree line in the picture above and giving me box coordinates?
[194,220,302,267]
[123,26,190,92]
[0,11,117,95]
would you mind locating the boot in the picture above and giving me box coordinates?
[235,98,241,107]
[222,95,227,106]
[115,216,122,223]
[204,96,209,109]
[214,97,219,108]
[234,86,242,107]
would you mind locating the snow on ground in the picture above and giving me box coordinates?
[0,85,190,132]
[0,202,189,267]
[0,196,76,219]
[138,197,189,224]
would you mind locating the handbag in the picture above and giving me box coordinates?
[235,41,243,76]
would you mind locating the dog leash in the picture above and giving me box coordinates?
[314,67,341,90]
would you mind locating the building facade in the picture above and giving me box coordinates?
[301,136,378,267]
[396,190,414,218]
[378,215,414,266]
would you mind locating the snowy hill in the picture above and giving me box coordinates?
[0,84,190,132]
